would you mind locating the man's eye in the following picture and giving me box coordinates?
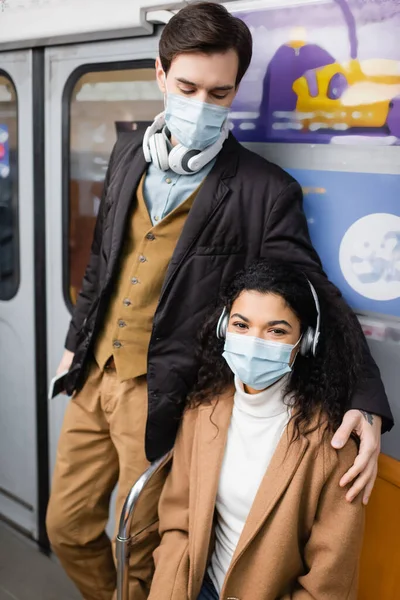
[180,89,195,95]
[212,94,228,100]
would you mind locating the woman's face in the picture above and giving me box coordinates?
[227,290,302,364]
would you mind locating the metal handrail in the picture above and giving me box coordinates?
[116,452,171,600]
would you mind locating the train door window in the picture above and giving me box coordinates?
[65,64,163,307]
[0,72,19,301]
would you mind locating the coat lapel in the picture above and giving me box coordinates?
[106,143,147,278]
[189,389,234,598]
[158,135,240,305]
[228,422,309,573]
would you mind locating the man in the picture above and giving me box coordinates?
[46,3,393,600]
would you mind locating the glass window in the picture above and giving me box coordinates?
[0,72,18,301]
[66,64,163,307]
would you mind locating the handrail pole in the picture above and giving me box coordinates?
[116,536,130,600]
[116,454,170,600]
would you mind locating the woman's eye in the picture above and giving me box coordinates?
[271,329,286,336]
[233,322,248,330]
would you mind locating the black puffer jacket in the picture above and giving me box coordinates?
[65,130,392,461]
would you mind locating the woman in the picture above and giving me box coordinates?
[148,260,365,600]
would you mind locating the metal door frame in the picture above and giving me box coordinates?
[0,49,47,543]
[32,49,49,548]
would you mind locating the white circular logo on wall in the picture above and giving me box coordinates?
[339,213,400,301]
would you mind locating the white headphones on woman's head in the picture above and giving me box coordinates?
[142,112,229,175]
[300,279,321,357]
[216,278,321,357]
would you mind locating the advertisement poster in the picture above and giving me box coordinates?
[230,0,400,145]
[288,168,400,318]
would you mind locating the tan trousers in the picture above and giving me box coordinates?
[46,361,158,600]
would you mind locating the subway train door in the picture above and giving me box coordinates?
[0,51,38,536]
[45,36,163,530]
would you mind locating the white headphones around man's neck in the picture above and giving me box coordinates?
[216,278,321,357]
[142,111,229,176]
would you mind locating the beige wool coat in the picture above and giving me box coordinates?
[148,388,365,600]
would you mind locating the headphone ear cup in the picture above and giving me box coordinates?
[312,331,320,357]
[220,313,229,339]
[168,145,200,175]
[300,327,315,357]
[216,308,229,339]
[143,112,166,164]
[143,125,152,162]
[148,134,161,170]
[153,132,169,171]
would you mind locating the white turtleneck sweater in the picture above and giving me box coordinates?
[208,375,291,595]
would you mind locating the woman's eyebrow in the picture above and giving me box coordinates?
[230,313,249,322]
[267,320,292,328]
[230,315,292,329]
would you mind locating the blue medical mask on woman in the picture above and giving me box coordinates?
[164,93,229,150]
[222,332,300,391]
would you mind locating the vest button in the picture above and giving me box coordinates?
[146,233,156,241]
[113,340,122,349]
[118,320,126,328]
[165,177,172,184]
[131,277,139,285]
[123,298,132,307]
[139,255,147,263]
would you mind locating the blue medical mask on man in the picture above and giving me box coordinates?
[164,91,230,150]
[222,332,301,390]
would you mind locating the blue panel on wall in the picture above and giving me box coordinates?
[288,168,400,317]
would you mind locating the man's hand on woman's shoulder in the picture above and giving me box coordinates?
[331,409,381,505]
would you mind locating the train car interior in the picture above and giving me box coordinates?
[0,0,399,598]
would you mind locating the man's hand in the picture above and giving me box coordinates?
[331,409,381,505]
[57,349,74,376]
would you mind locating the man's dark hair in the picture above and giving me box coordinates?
[159,2,253,87]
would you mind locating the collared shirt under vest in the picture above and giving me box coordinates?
[94,173,200,380]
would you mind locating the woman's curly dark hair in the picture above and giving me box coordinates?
[188,259,366,437]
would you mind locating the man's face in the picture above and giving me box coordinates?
[155,50,239,108]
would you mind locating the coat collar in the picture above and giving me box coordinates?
[190,389,310,597]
